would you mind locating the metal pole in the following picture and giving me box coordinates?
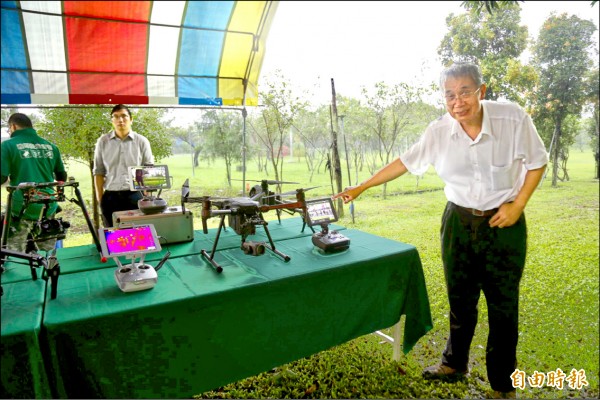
[339,116,352,187]
[242,80,248,194]
[339,115,354,223]
[289,127,293,159]
[190,129,195,177]
[330,79,344,217]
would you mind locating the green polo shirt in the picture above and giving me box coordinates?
[1,128,66,220]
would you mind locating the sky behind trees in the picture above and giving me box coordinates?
[259,1,599,105]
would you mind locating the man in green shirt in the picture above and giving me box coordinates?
[1,113,67,253]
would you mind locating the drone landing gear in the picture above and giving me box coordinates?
[260,223,291,262]
[200,214,290,273]
[0,247,61,299]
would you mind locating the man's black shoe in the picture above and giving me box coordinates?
[422,363,469,379]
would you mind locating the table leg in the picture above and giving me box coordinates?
[374,315,404,361]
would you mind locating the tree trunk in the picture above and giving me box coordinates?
[559,147,570,182]
[551,122,561,188]
[594,111,599,179]
[594,150,600,179]
[225,155,232,187]
[193,148,201,167]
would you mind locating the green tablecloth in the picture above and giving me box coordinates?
[0,278,51,399]
[42,228,432,398]
[0,259,40,284]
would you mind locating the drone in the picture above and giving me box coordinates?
[233,178,299,223]
[237,178,322,230]
[181,179,309,273]
[1,179,103,299]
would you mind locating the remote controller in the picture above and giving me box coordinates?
[312,230,350,252]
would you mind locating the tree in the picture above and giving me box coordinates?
[460,1,524,15]
[359,82,424,198]
[334,96,369,187]
[438,2,533,103]
[203,110,243,186]
[249,71,306,193]
[170,125,204,168]
[461,1,598,16]
[37,106,172,229]
[1,108,19,128]
[583,67,599,178]
[292,106,332,182]
[531,13,597,186]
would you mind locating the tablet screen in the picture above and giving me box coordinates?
[98,224,162,257]
[305,198,338,226]
[128,165,170,191]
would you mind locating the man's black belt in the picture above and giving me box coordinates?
[451,202,498,217]
[104,190,138,195]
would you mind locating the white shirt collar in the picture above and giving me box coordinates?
[480,101,493,138]
[449,101,493,142]
[109,130,135,140]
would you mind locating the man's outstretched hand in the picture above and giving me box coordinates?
[333,185,364,204]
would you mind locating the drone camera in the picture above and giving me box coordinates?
[32,217,70,241]
[241,241,266,256]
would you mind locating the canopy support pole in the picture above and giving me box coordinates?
[242,79,248,195]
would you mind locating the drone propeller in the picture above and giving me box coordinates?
[181,178,190,199]
[232,179,299,185]
[262,186,322,199]
[181,180,230,205]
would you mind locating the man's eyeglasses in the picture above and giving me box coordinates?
[444,87,481,104]
[111,114,130,120]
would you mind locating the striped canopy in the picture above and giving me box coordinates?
[1,1,278,106]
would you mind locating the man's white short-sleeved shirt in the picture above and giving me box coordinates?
[400,101,548,210]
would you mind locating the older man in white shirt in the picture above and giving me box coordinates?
[334,62,548,399]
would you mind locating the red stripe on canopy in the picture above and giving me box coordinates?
[69,94,149,104]
[63,1,152,23]
[70,73,146,96]
[66,18,148,74]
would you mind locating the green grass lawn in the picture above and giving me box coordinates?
[1,149,598,399]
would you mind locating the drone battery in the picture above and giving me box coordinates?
[112,206,194,244]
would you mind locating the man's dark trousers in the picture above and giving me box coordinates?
[100,190,143,227]
[440,201,526,393]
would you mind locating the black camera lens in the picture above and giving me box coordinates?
[241,241,266,256]
[33,217,70,239]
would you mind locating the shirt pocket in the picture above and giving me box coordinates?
[490,160,521,191]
